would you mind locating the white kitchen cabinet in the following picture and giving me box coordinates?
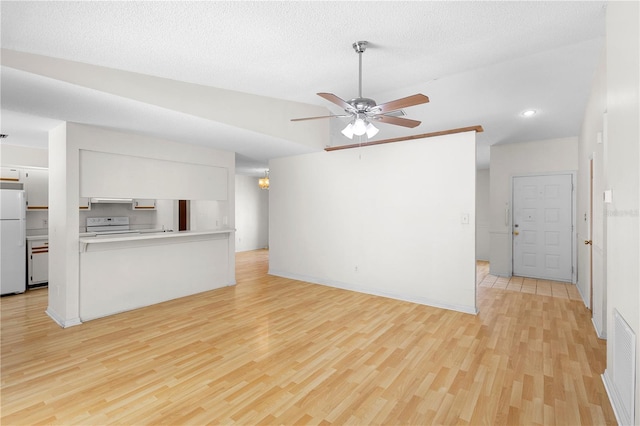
[1,167,21,182]
[28,239,48,286]
[24,168,49,210]
[133,199,156,210]
[79,196,92,210]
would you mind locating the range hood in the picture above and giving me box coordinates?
[89,197,134,204]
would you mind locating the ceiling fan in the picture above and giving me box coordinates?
[291,41,430,139]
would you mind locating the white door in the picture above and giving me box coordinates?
[513,174,573,282]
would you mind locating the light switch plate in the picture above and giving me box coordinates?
[461,213,470,224]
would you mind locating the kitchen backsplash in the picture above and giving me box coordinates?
[25,210,48,231]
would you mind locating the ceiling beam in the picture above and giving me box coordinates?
[325,125,484,152]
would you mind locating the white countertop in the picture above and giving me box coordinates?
[79,228,234,246]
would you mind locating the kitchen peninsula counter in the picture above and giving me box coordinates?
[78,228,235,322]
[79,229,234,252]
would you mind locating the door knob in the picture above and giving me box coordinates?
[584,240,592,245]
[513,231,519,236]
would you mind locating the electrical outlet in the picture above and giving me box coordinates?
[43,218,48,227]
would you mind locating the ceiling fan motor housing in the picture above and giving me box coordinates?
[347,97,378,113]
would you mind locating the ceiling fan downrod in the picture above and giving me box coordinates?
[353,41,368,99]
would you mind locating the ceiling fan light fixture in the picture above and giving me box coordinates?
[352,117,368,136]
[365,122,379,138]
[341,123,355,139]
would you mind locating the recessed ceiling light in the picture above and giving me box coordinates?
[521,109,537,117]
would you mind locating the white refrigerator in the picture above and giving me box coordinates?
[1,187,27,295]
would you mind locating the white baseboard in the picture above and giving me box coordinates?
[592,317,607,340]
[574,282,607,339]
[575,281,589,308]
[46,307,82,328]
[268,269,478,315]
[602,370,627,426]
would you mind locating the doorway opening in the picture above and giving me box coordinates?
[178,200,189,231]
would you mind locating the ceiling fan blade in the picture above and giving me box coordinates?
[374,115,421,128]
[382,110,405,117]
[317,93,354,111]
[291,114,350,122]
[374,94,429,114]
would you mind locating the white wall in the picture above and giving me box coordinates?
[489,137,578,277]
[577,49,607,333]
[1,144,48,167]
[190,200,229,230]
[602,2,640,425]
[476,169,490,261]
[154,199,177,232]
[269,132,477,314]
[235,174,269,252]
[48,122,235,327]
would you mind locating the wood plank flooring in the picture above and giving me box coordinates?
[1,250,615,425]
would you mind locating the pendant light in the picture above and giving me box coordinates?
[258,170,269,190]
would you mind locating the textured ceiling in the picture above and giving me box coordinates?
[0,1,606,173]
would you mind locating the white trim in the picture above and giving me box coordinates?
[268,269,479,315]
[575,279,590,308]
[46,307,82,328]
[592,317,607,340]
[602,370,625,426]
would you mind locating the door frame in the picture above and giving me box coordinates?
[510,171,577,283]
[589,158,594,310]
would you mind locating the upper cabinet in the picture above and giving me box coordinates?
[24,169,49,210]
[133,199,156,210]
[80,150,227,201]
[1,167,21,182]
[79,197,92,210]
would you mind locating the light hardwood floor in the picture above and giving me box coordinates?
[1,250,615,425]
